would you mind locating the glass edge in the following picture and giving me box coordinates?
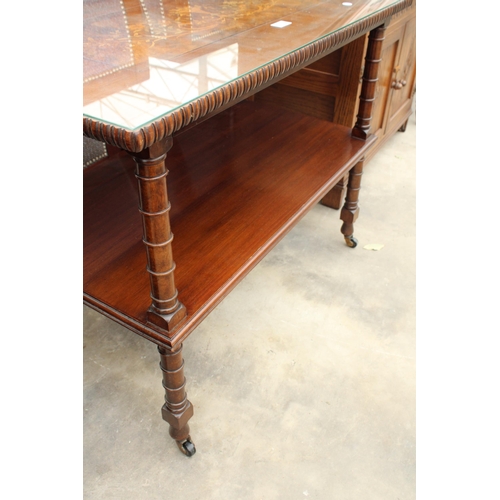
[83,0,405,133]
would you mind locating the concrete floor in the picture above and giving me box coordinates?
[83,109,416,499]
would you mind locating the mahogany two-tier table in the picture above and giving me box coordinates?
[83,0,413,457]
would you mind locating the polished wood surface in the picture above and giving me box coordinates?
[321,2,415,208]
[255,36,366,125]
[365,0,416,162]
[353,24,388,140]
[84,100,375,346]
[340,159,365,247]
[83,0,413,150]
[83,0,413,455]
[158,343,195,456]
[247,5,416,211]
[129,138,187,333]
[321,174,349,209]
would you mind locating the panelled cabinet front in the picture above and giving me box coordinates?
[368,1,416,160]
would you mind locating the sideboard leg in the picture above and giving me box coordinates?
[340,158,364,248]
[321,173,348,210]
[158,343,196,457]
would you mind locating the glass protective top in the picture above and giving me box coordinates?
[83,0,402,130]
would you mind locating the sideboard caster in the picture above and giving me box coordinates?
[176,437,196,457]
[344,235,358,248]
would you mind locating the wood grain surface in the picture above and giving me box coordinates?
[84,100,375,346]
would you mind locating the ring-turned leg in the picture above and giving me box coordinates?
[128,137,186,333]
[158,343,195,457]
[352,24,387,140]
[340,158,364,248]
[342,23,386,247]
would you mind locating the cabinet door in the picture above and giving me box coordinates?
[366,5,416,149]
[385,14,416,134]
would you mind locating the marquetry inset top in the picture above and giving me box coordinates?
[83,0,412,150]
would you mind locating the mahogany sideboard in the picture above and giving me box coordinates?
[83,0,414,457]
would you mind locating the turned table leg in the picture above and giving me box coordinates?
[129,138,194,456]
[340,158,364,248]
[128,137,187,333]
[339,23,386,247]
[352,24,387,141]
[158,343,195,457]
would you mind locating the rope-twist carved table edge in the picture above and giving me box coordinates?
[83,0,413,153]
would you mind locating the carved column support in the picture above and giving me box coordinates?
[352,23,388,140]
[158,344,195,456]
[128,137,187,333]
[340,158,364,248]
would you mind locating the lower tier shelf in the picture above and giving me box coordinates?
[83,100,376,346]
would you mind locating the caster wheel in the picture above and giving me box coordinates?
[344,235,358,248]
[177,439,196,457]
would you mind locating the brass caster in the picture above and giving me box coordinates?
[176,438,196,457]
[344,235,358,248]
